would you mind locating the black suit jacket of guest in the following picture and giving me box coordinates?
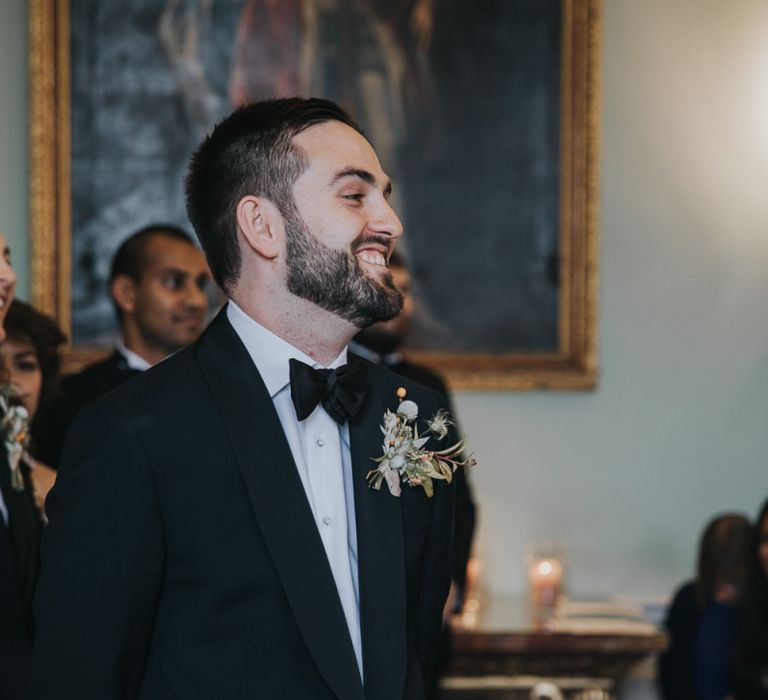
[31,349,141,468]
[32,309,455,700]
[0,448,42,700]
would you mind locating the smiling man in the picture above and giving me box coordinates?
[32,225,211,468]
[32,98,457,700]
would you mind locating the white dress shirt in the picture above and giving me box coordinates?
[115,339,152,371]
[227,301,363,678]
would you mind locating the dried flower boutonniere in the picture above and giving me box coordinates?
[367,388,476,498]
[0,386,32,492]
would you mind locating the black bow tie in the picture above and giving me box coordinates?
[289,358,368,425]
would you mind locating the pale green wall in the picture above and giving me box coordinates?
[0,0,766,602]
[0,0,28,298]
[456,0,768,600]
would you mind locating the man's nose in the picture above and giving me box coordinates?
[184,283,208,311]
[372,206,403,243]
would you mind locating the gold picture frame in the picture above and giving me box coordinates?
[29,0,600,390]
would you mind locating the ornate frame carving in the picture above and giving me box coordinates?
[29,0,600,389]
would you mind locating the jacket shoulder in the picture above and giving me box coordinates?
[93,346,202,416]
[364,362,449,419]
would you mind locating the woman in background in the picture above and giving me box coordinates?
[0,298,67,509]
[659,513,755,700]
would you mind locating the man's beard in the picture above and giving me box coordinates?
[284,205,404,328]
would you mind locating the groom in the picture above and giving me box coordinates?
[32,98,455,699]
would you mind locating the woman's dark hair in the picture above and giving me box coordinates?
[185,97,362,293]
[4,299,67,409]
[696,513,754,609]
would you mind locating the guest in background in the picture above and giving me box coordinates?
[659,513,755,700]
[33,223,211,467]
[351,250,476,698]
[0,231,43,700]
[1,299,67,509]
[733,499,768,699]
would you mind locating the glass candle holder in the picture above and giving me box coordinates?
[526,542,566,626]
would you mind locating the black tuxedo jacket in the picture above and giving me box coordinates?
[32,350,141,468]
[32,310,454,699]
[0,447,42,700]
[377,359,475,605]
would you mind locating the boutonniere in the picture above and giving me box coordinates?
[367,387,476,498]
[0,386,32,492]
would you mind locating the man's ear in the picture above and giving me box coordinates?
[236,195,283,260]
[111,275,137,315]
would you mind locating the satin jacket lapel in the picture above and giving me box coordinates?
[350,383,408,700]
[195,311,364,700]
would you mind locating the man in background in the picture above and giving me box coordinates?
[351,250,477,697]
[33,224,211,466]
[351,250,476,609]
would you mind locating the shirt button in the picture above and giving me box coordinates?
[322,516,333,526]
[316,437,325,447]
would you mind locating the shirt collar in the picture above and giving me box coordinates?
[115,339,152,372]
[226,300,348,398]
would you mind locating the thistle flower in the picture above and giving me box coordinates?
[425,409,452,440]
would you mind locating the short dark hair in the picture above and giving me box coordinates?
[109,224,196,284]
[388,248,407,270]
[4,299,67,409]
[185,97,363,292]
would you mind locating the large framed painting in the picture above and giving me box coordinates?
[29,0,600,390]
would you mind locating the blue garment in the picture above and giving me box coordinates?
[696,600,735,700]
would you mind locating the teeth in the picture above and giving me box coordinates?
[357,251,386,266]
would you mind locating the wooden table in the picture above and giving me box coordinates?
[441,595,667,700]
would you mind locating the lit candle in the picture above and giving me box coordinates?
[529,557,563,613]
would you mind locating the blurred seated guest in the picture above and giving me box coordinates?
[732,499,768,699]
[659,513,755,700]
[350,251,476,700]
[0,299,66,509]
[0,231,42,700]
[34,224,211,467]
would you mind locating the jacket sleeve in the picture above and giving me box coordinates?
[32,400,164,700]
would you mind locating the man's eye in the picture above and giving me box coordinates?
[162,276,183,290]
[343,193,364,202]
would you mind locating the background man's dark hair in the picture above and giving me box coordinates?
[109,224,196,284]
[387,248,406,271]
[109,224,196,319]
[185,97,363,293]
